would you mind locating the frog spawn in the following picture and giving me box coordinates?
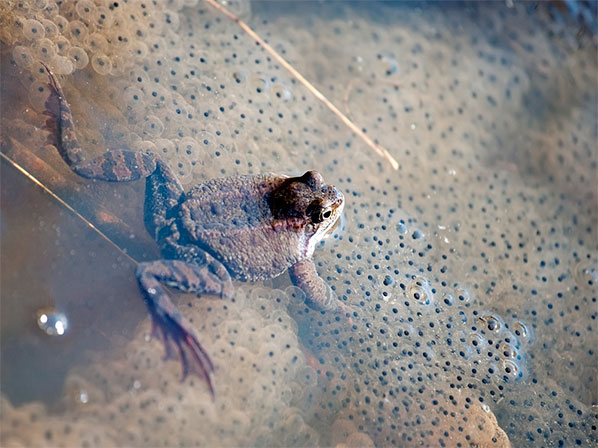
[1,286,338,447]
[1,0,597,447]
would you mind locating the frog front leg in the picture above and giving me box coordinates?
[288,259,351,315]
[136,255,233,398]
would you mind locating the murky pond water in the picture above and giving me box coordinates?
[1,1,596,446]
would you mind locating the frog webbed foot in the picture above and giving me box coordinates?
[288,259,353,318]
[136,259,234,398]
[147,297,215,390]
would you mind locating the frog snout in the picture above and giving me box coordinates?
[333,189,345,205]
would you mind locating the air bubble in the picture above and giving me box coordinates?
[512,321,531,343]
[36,307,69,336]
[376,52,399,76]
[249,72,270,94]
[455,287,471,303]
[442,292,455,306]
[572,258,597,290]
[68,46,89,70]
[232,71,247,84]
[63,374,97,408]
[396,221,407,233]
[271,82,293,102]
[502,359,521,379]
[479,313,503,333]
[498,342,518,359]
[407,276,434,306]
[23,19,46,40]
[467,333,486,350]
[91,52,112,75]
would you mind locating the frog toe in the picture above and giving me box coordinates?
[220,279,234,300]
[205,259,233,299]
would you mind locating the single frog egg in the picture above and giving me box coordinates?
[23,19,45,40]
[91,52,112,75]
[68,46,89,70]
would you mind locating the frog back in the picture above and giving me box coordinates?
[179,174,306,281]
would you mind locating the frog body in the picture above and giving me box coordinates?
[178,173,343,282]
[41,64,348,397]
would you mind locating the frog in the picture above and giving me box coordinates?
[40,63,350,398]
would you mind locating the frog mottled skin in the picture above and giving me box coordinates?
[41,64,349,397]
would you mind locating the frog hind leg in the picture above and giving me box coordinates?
[136,257,233,398]
[42,63,185,239]
[288,259,352,316]
[41,62,157,182]
[143,159,185,243]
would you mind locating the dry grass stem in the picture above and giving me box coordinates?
[205,0,400,170]
[0,150,137,265]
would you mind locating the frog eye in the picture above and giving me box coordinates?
[314,207,332,223]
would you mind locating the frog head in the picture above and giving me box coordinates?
[269,171,345,257]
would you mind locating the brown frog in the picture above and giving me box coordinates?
[41,64,350,397]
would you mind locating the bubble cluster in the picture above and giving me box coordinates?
[1,1,596,447]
